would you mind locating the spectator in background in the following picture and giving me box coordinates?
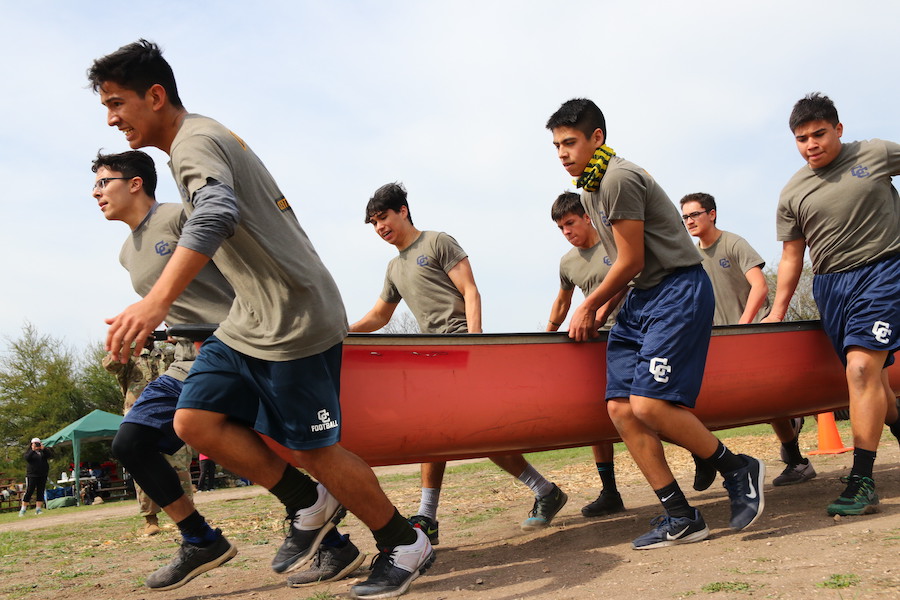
[20,438,53,517]
[198,454,216,492]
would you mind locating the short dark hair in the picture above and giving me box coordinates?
[87,39,184,109]
[789,92,839,132]
[679,192,716,223]
[365,182,413,225]
[546,98,608,143]
[92,150,158,199]
[551,191,586,222]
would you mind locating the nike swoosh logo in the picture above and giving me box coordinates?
[661,492,676,502]
[745,473,757,499]
[666,526,690,540]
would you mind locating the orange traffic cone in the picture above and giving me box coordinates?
[808,411,853,455]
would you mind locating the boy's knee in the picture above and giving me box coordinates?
[173,409,216,447]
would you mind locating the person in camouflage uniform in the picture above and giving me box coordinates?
[103,339,195,536]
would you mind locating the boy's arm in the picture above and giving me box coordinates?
[761,239,806,323]
[447,258,482,333]
[739,266,769,324]
[349,299,399,333]
[546,288,574,331]
[569,219,644,342]
[106,246,211,362]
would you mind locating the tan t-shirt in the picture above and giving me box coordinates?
[380,231,468,334]
[120,202,234,380]
[777,139,900,274]
[559,242,620,329]
[697,230,770,326]
[168,114,347,360]
[581,156,700,289]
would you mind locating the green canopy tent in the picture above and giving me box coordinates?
[42,409,123,505]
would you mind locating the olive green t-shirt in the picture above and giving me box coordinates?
[580,156,700,289]
[120,202,234,380]
[559,242,619,329]
[777,139,900,274]
[697,230,770,326]
[380,231,468,334]
[168,114,347,360]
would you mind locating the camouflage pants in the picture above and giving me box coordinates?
[137,445,195,517]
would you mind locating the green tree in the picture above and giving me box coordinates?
[0,324,122,478]
[764,260,820,321]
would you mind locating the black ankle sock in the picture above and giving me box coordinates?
[269,465,318,512]
[596,462,618,494]
[654,481,693,519]
[781,437,804,465]
[372,508,417,549]
[177,510,217,546]
[706,441,744,474]
[850,448,876,480]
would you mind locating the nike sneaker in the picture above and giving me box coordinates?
[722,454,765,530]
[632,509,709,550]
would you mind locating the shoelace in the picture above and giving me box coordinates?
[367,547,394,576]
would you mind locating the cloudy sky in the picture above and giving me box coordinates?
[1,1,898,350]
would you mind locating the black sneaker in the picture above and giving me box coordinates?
[692,453,717,492]
[287,540,366,587]
[521,483,568,531]
[350,529,436,599]
[773,459,816,486]
[581,490,625,517]
[408,514,440,545]
[145,529,237,591]
[272,485,346,574]
[722,455,765,530]
[632,509,709,550]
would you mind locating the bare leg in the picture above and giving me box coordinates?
[770,418,796,443]
[420,462,446,489]
[294,445,395,530]
[609,396,719,489]
[174,409,289,489]
[846,347,891,452]
[592,443,614,463]
[489,454,529,477]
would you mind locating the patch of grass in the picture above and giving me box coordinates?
[701,581,751,593]
[457,506,506,525]
[302,592,338,600]
[0,531,30,555]
[818,573,860,589]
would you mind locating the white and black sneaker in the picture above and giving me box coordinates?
[350,528,436,599]
[272,483,346,574]
[145,529,237,590]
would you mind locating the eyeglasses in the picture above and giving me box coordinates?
[681,210,708,221]
[93,177,132,191]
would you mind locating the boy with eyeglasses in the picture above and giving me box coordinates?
[679,192,816,488]
[764,92,900,516]
[546,98,766,550]
[92,149,239,587]
[88,40,433,599]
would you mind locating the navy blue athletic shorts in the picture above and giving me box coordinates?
[606,265,714,407]
[121,375,185,455]
[178,337,343,451]
[813,254,899,368]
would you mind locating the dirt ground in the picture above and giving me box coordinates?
[3,424,900,600]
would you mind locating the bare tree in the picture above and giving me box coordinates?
[764,260,820,321]
[379,311,420,334]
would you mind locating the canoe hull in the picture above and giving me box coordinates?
[260,321,899,467]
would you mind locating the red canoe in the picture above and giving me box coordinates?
[256,321,899,467]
